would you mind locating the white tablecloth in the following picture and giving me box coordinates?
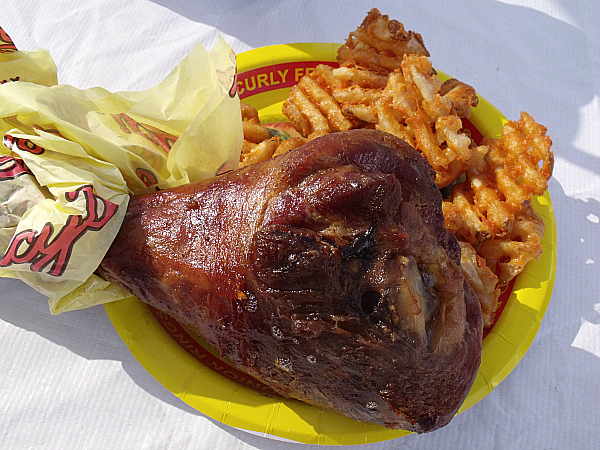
[2,1,599,448]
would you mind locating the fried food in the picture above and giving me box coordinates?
[458,241,500,328]
[239,136,280,168]
[240,104,307,165]
[241,102,272,144]
[242,8,554,329]
[445,112,553,283]
[282,42,481,188]
[483,111,554,211]
[478,203,545,286]
[337,8,430,73]
[99,129,483,432]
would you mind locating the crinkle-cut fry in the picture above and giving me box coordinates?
[282,85,330,137]
[310,64,342,89]
[332,85,382,104]
[282,53,481,190]
[239,137,280,168]
[447,183,495,245]
[337,43,399,74]
[469,171,515,235]
[435,116,474,162]
[382,70,421,116]
[288,85,331,137]
[337,8,429,73]
[484,111,554,210]
[313,64,387,92]
[332,66,389,89]
[446,174,515,247]
[401,55,436,97]
[478,203,545,286]
[458,241,500,328]
[436,117,487,183]
[374,100,415,146]
[444,112,553,246]
[406,110,444,166]
[436,160,472,191]
[297,76,354,132]
[439,78,479,118]
[402,55,452,122]
[343,104,378,123]
[282,97,312,138]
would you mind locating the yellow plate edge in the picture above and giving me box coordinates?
[105,43,557,445]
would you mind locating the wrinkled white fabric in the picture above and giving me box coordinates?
[1,1,599,448]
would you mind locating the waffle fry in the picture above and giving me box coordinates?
[329,65,389,89]
[283,85,331,138]
[446,112,553,244]
[459,241,500,327]
[296,76,354,133]
[478,203,545,286]
[283,52,480,188]
[337,8,430,73]
[483,111,554,210]
[241,9,554,326]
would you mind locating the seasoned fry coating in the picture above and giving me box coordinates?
[447,112,553,244]
[374,100,415,145]
[283,85,331,138]
[440,78,479,118]
[240,9,555,326]
[282,53,480,188]
[271,137,306,157]
[459,241,500,328]
[281,99,312,138]
[242,102,273,143]
[337,8,429,73]
[443,112,553,290]
[331,66,389,89]
[243,121,272,143]
[240,103,307,163]
[241,102,260,122]
[297,76,354,133]
[483,111,554,210]
[239,137,280,168]
[478,203,545,286]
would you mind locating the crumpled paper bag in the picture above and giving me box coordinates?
[0,27,243,313]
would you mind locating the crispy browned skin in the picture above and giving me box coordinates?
[98,129,482,432]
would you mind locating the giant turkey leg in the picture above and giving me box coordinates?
[98,129,482,432]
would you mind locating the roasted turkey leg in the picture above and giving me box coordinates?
[98,129,482,432]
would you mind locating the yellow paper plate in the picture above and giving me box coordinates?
[104,44,557,445]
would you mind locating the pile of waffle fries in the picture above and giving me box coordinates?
[239,8,554,327]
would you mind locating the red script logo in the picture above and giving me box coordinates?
[1,185,119,276]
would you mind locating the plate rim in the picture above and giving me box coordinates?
[104,42,557,445]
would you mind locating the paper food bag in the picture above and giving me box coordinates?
[0,27,243,313]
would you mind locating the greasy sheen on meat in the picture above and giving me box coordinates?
[98,129,482,433]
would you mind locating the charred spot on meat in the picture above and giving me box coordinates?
[98,129,482,433]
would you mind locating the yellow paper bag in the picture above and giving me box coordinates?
[1,26,57,87]
[0,27,243,313]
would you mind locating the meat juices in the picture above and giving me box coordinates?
[98,129,482,432]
